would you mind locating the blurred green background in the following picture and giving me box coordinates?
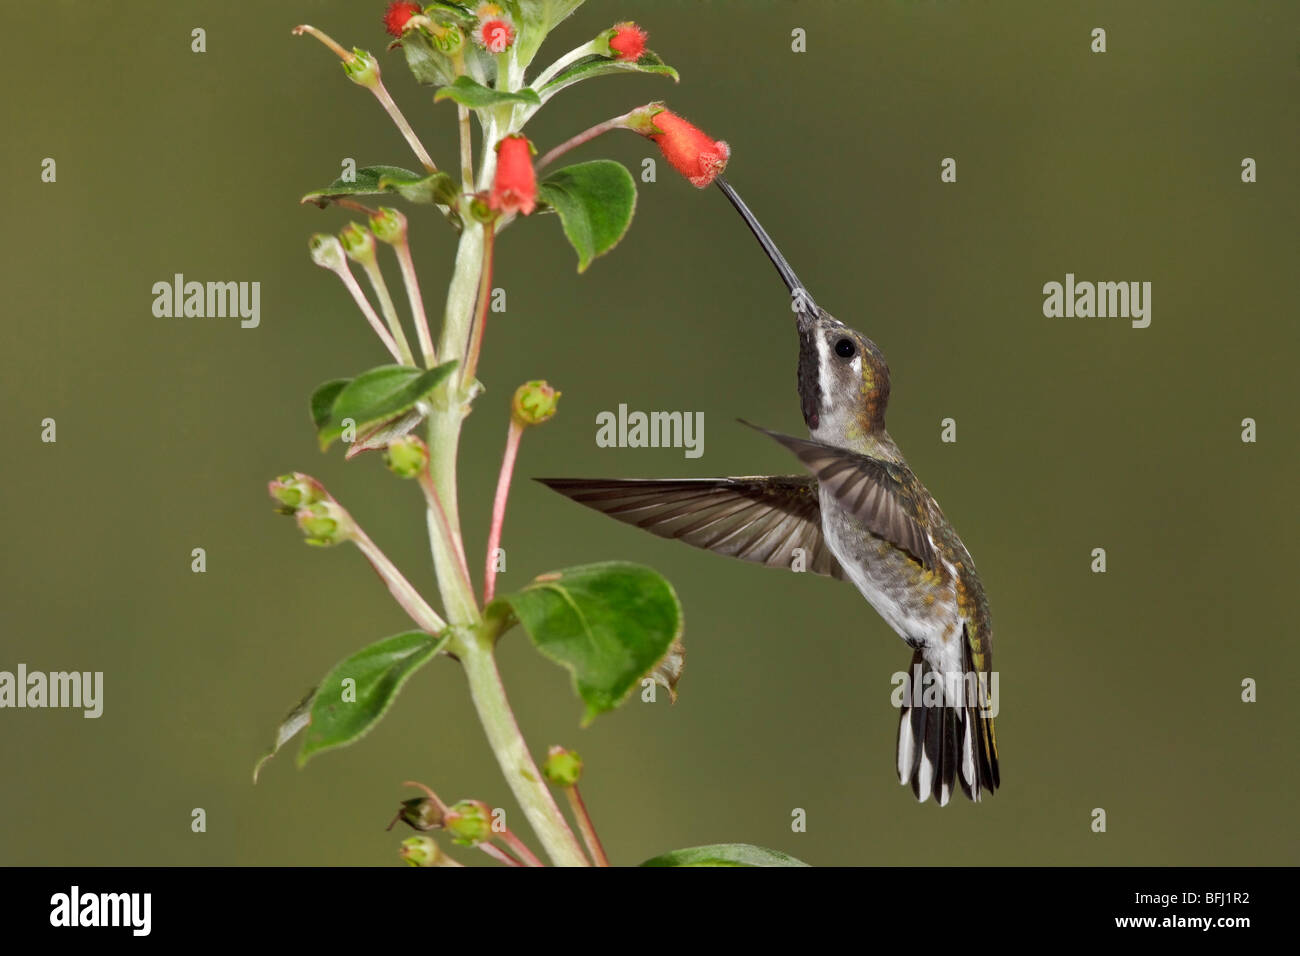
[2,1,1295,866]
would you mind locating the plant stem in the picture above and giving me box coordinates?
[292,25,436,174]
[418,464,474,604]
[358,258,416,365]
[529,38,599,92]
[393,240,436,367]
[564,785,610,867]
[498,827,545,868]
[458,105,474,195]
[423,110,586,867]
[423,223,483,627]
[463,222,496,386]
[349,527,447,634]
[329,263,404,362]
[458,633,589,866]
[368,80,439,173]
[483,419,523,604]
[536,113,632,173]
[478,842,524,867]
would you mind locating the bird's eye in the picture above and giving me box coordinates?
[834,338,856,358]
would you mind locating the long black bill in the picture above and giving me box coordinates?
[714,175,817,314]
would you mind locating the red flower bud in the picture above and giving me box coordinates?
[645,110,730,188]
[608,22,647,62]
[490,135,537,216]
[383,1,422,38]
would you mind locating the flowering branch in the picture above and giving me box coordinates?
[272,5,744,870]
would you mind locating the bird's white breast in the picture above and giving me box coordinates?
[818,486,961,665]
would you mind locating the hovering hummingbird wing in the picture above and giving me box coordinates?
[535,477,845,578]
[740,421,940,572]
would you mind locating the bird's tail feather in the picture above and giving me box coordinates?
[896,648,999,805]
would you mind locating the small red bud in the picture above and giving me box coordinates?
[475,5,515,53]
[645,110,731,188]
[608,22,647,62]
[383,1,422,38]
[490,135,537,216]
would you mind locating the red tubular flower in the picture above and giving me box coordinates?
[645,110,731,188]
[490,135,537,215]
[383,1,422,38]
[608,22,647,62]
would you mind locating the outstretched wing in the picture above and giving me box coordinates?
[740,421,939,571]
[535,476,844,578]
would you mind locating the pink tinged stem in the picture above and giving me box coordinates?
[369,81,439,173]
[291,25,436,174]
[498,828,545,868]
[462,223,496,386]
[483,420,523,605]
[328,263,404,362]
[536,114,633,173]
[478,842,524,867]
[358,258,416,366]
[349,525,447,634]
[564,785,609,867]
[393,241,436,367]
[418,465,474,600]
[458,105,474,195]
[291,24,351,60]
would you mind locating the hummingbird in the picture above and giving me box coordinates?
[538,176,999,805]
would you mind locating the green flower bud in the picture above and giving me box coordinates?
[384,435,428,479]
[295,500,350,547]
[443,800,492,846]
[430,21,465,55]
[267,473,324,514]
[309,233,347,271]
[399,835,443,867]
[466,194,496,224]
[542,746,583,787]
[338,222,376,263]
[369,207,408,246]
[511,380,561,427]
[341,47,380,87]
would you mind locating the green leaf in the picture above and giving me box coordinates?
[381,170,459,207]
[639,844,811,868]
[301,165,422,206]
[489,561,682,725]
[434,76,541,109]
[310,379,350,432]
[538,51,679,102]
[396,30,457,87]
[298,631,447,766]
[537,161,636,272]
[318,361,457,451]
[301,167,460,227]
[252,686,316,783]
